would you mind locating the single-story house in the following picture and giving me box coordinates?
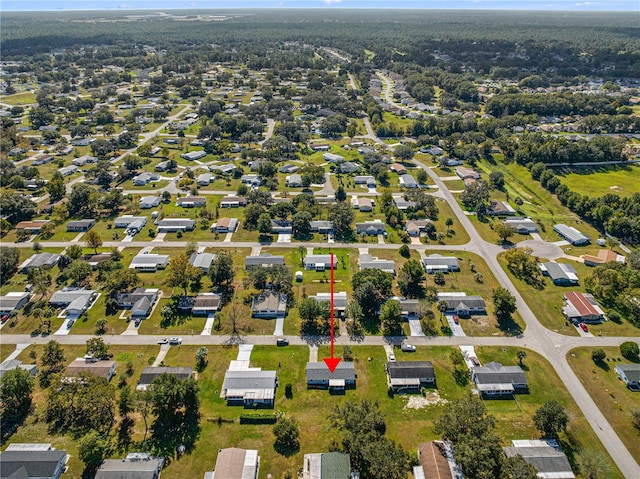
[211,217,238,233]
[58,165,79,177]
[0,359,37,378]
[189,252,216,273]
[71,154,97,166]
[339,161,360,174]
[136,366,193,391]
[285,174,303,187]
[471,361,528,397]
[140,196,162,209]
[455,166,480,180]
[65,358,117,382]
[306,362,356,392]
[81,253,113,269]
[0,292,30,316]
[422,146,444,155]
[308,292,348,316]
[241,174,263,187]
[95,453,164,479]
[115,288,159,317]
[66,219,96,232]
[503,439,575,479]
[436,292,486,317]
[356,221,386,236]
[309,220,334,234]
[279,164,299,174]
[399,299,420,320]
[220,195,248,208]
[562,292,605,323]
[114,216,147,235]
[0,445,68,479]
[414,441,454,479]
[206,448,260,479]
[503,218,538,234]
[539,262,579,286]
[310,143,331,152]
[19,252,60,273]
[405,219,432,236]
[422,254,459,273]
[245,254,285,270]
[394,197,417,210]
[355,198,373,212]
[133,172,160,186]
[191,293,222,315]
[271,220,292,234]
[221,369,277,407]
[155,160,172,171]
[197,173,213,186]
[323,153,344,162]
[581,249,626,267]
[249,160,268,171]
[387,361,435,392]
[150,146,162,157]
[32,155,55,165]
[486,200,516,216]
[302,452,352,479]
[354,175,376,187]
[15,220,50,234]
[181,150,207,161]
[129,254,170,272]
[50,288,97,316]
[399,174,418,188]
[358,254,395,276]
[615,364,640,391]
[303,255,338,271]
[251,291,287,318]
[157,218,195,232]
[553,224,589,245]
[176,196,206,208]
[209,163,237,175]
[389,163,407,174]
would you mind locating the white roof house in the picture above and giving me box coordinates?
[129,254,169,272]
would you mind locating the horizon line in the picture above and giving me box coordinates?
[2,7,637,12]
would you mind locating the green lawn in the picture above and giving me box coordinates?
[1,91,37,105]
[558,165,640,199]
[566,346,640,464]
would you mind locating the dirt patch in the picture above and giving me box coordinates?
[403,391,448,409]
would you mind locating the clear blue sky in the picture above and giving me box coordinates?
[2,0,638,11]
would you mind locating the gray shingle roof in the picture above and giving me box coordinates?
[306,362,355,382]
[0,450,66,479]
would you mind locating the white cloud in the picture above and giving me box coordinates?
[322,0,342,4]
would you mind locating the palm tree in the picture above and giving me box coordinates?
[517,350,527,367]
[437,300,448,319]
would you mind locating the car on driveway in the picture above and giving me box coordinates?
[470,356,480,366]
[157,338,168,344]
[401,344,416,352]
[453,315,459,324]
[579,322,589,332]
[1,314,9,323]
[388,353,396,362]
[169,337,182,345]
[276,338,289,346]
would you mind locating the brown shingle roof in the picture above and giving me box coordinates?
[417,441,453,479]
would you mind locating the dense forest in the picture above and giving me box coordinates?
[2,10,639,80]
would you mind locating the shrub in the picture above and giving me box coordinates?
[620,342,639,361]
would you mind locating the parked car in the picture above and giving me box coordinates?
[1,314,9,323]
[276,338,289,346]
[157,338,168,344]
[169,337,182,345]
[401,344,416,352]
[470,356,480,366]
[453,314,459,324]
[579,322,589,332]
[388,353,396,362]
[66,320,74,329]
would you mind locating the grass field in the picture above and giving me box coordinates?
[566,346,640,464]
[558,165,640,198]
[2,344,621,479]
[1,91,37,105]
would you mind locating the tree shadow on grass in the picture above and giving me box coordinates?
[274,441,300,458]
[498,316,523,337]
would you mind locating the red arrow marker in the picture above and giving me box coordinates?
[323,252,341,373]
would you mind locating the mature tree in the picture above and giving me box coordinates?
[329,202,355,239]
[329,399,409,479]
[292,211,312,239]
[209,251,235,292]
[454,432,505,479]
[335,185,347,202]
[632,409,640,432]
[195,347,208,371]
[620,341,639,361]
[0,368,34,442]
[243,203,265,230]
[86,337,109,359]
[592,349,606,363]
[394,144,414,161]
[345,300,364,336]
[380,300,403,336]
[533,400,568,439]
[84,230,103,254]
[434,396,496,443]
[45,372,115,436]
[504,247,544,287]
[118,385,134,417]
[517,350,527,367]
[0,192,36,224]
[460,180,490,210]
[66,244,83,261]
[578,450,612,479]
[299,297,329,335]
[257,213,273,236]
[489,171,505,189]
[69,183,98,217]
[78,431,111,477]
[301,164,325,187]
[167,254,201,296]
[494,222,515,242]
[46,172,66,202]
[503,455,538,479]
[397,259,426,298]
[0,247,20,285]
[493,287,517,323]
[148,374,200,453]
[273,416,300,453]
[66,260,92,286]
[40,340,66,387]
[352,269,393,321]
